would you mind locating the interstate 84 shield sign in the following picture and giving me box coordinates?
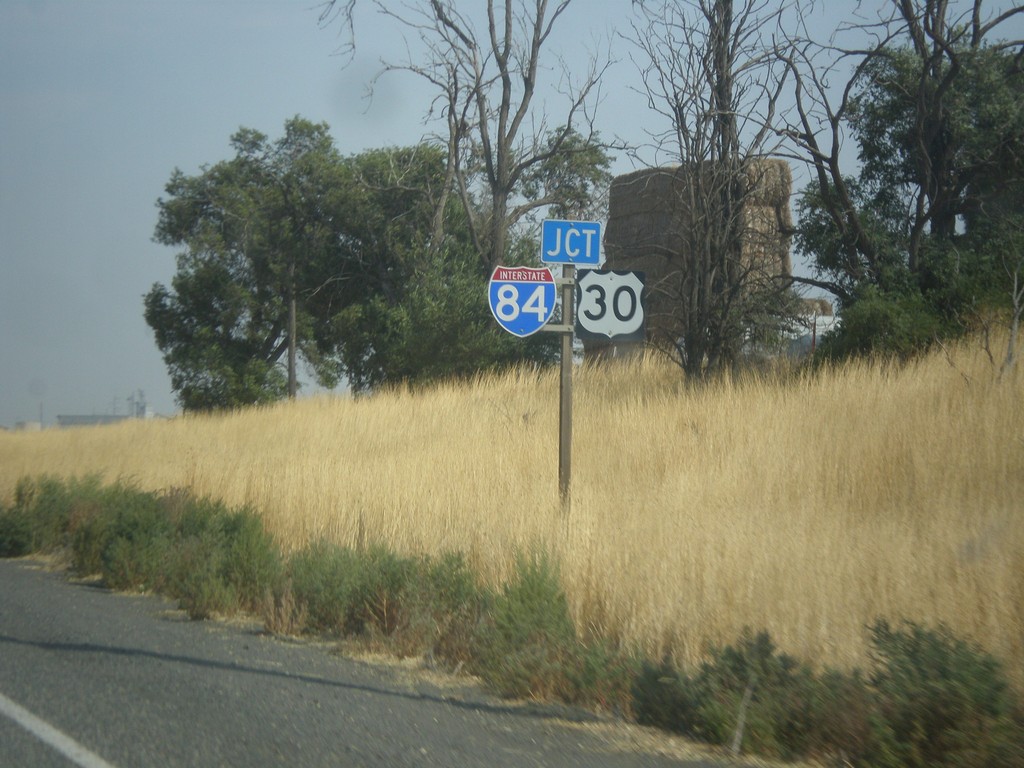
[488,266,556,337]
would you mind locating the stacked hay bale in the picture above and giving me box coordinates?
[592,158,792,358]
[737,159,793,277]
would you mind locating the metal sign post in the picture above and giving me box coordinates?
[557,264,574,505]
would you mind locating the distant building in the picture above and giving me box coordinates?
[55,414,133,429]
[786,298,838,357]
[55,390,155,428]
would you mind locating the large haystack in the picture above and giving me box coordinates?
[593,159,793,357]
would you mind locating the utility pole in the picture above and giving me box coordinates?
[288,260,297,399]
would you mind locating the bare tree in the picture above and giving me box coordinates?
[624,0,798,377]
[317,0,359,61]
[999,243,1024,376]
[776,0,1024,302]
[363,0,618,273]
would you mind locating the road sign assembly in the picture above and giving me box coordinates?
[540,219,602,266]
[574,269,646,341]
[488,218,633,507]
[487,265,557,337]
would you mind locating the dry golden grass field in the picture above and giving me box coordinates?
[2,334,1022,685]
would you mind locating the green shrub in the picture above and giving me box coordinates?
[62,479,175,589]
[633,629,869,761]
[167,492,227,539]
[633,656,692,734]
[286,542,435,640]
[69,480,153,576]
[471,550,579,700]
[817,286,945,361]
[352,545,417,637]
[276,545,486,664]
[0,502,34,557]
[163,498,232,618]
[864,620,1024,768]
[572,638,639,716]
[167,530,237,619]
[0,475,108,557]
[97,488,175,592]
[695,630,824,757]
[163,497,282,619]
[69,498,111,575]
[2,476,274,623]
[420,552,481,614]
[220,509,282,612]
[803,668,877,764]
[17,475,79,552]
[288,542,365,635]
[406,551,488,667]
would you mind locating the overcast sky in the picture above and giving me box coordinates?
[2,1,1017,427]
[1,0,654,427]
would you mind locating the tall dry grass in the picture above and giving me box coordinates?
[2,335,1021,683]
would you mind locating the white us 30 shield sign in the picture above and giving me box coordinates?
[574,269,646,341]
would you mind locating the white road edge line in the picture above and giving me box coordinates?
[0,690,118,768]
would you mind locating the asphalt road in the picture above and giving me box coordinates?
[0,558,757,768]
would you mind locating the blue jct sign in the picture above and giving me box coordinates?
[488,266,557,337]
[541,219,601,265]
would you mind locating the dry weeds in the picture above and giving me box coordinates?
[2,335,1021,684]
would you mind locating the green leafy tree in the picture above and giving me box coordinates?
[784,0,1024,358]
[332,145,558,392]
[144,260,290,410]
[146,117,355,409]
[148,125,559,408]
